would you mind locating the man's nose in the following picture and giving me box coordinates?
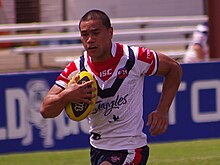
[87,34,95,43]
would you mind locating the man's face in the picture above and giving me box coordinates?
[79,19,113,62]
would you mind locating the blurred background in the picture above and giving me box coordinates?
[0,0,207,23]
[0,0,220,156]
[0,0,217,72]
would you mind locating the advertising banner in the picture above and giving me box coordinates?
[0,71,90,153]
[144,62,220,142]
[0,62,219,153]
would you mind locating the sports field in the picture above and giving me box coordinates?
[0,138,219,165]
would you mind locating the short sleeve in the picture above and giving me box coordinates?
[137,47,159,76]
[55,61,79,89]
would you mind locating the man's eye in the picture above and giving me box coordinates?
[93,32,99,35]
[81,33,88,37]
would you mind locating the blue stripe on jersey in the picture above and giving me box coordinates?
[79,46,135,99]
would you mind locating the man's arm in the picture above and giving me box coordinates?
[40,76,97,118]
[193,44,205,60]
[146,52,182,136]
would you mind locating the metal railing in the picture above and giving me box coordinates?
[0,15,208,69]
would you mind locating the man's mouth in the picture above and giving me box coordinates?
[88,46,97,50]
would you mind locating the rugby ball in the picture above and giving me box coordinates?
[65,71,97,121]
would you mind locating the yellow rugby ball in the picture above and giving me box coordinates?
[65,71,97,121]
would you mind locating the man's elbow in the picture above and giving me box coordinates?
[171,61,183,81]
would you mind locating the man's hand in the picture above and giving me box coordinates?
[40,74,97,118]
[146,110,169,136]
[64,74,97,105]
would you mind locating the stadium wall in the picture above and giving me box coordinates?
[2,0,205,23]
[0,62,219,153]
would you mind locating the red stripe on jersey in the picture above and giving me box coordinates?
[87,43,124,81]
[137,47,156,76]
[137,47,153,64]
[56,61,78,84]
[145,53,155,75]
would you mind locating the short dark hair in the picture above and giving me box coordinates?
[79,9,111,30]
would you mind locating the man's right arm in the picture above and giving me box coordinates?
[40,78,97,118]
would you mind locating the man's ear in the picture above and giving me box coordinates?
[108,27,113,39]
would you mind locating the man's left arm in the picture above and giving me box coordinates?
[146,52,182,136]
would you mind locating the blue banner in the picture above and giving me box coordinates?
[0,62,220,153]
[144,62,220,142]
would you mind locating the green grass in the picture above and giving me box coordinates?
[148,138,220,165]
[0,138,220,165]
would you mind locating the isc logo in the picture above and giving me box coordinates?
[100,69,112,78]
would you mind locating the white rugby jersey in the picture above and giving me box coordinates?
[56,42,159,150]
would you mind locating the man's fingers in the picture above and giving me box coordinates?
[82,98,93,104]
[81,81,97,93]
[150,120,164,136]
[146,113,153,126]
[150,126,167,136]
[146,111,169,136]
[80,81,97,103]
[84,93,97,100]
[74,74,80,82]
[147,113,158,135]
[80,80,95,88]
